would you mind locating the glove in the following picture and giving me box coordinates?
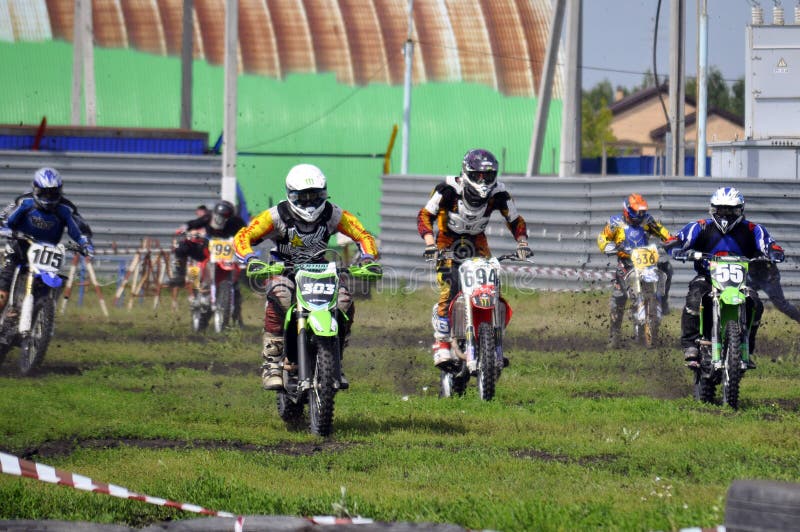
[769,248,785,263]
[423,244,438,261]
[516,241,532,260]
[603,242,618,255]
[240,252,258,265]
[82,243,95,258]
[357,253,376,266]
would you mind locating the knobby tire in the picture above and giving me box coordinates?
[308,336,338,437]
[722,320,743,410]
[477,321,497,401]
[19,298,55,375]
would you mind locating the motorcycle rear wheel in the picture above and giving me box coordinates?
[477,321,498,401]
[308,337,339,437]
[19,298,55,376]
[722,321,743,410]
[0,341,11,367]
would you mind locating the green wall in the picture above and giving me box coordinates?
[0,41,563,233]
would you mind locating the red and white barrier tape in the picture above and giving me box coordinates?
[1,451,376,528]
[506,264,614,281]
[0,451,243,531]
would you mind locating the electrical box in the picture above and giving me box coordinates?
[745,24,800,139]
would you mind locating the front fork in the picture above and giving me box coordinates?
[708,297,749,368]
[463,302,504,371]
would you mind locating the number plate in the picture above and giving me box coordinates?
[26,241,65,273]
[630,246,658,270]
[208,238,234,262]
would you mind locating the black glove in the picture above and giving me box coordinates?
[423,244,438,261]
[516,241,532,260]
[769,248,785,263]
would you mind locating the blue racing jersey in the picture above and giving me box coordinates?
[4,198,89,246]
[672,217,777,276]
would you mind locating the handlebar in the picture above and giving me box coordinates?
[1,229,88,256]
[672,250,778,264]
[245,259,383,280]
[427,250,533,264]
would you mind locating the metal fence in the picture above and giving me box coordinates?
[380,174,800,306]
[0,150,222,279]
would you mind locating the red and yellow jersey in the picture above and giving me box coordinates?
[234,200,378,264]
[417,176,527,256]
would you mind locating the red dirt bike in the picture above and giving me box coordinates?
[433,252,530,400]
[188,235,242,333]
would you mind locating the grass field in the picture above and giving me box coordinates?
[1,284,800,531]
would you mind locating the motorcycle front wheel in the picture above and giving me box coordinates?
[213,279,234,333]
[643,293,660,348]
[477,321,498,401]
[308,336,339,437]
[722,321,743,410]
[19,298,56,375]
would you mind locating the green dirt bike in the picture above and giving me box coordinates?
[245,254,382,437]
[674,251,771,410]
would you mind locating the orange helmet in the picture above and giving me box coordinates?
[623,193,648,226]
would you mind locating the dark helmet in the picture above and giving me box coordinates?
[460,149,499,207]
[210,200,235,230]
[623,193,648,226]
[32,167,63,212]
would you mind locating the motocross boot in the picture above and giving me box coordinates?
[260,333,284,390]
[607,304,625,349]
[168,256,187,288]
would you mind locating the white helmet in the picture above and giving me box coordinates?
[285,164,328,222]
[709,187,744,234]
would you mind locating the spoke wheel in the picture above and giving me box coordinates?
[476,321,497,401]
[722,321,743,410]
[308,337,338,437]
[19,299,55,376]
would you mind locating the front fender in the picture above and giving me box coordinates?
[719,286,746,306]
[306,309,338,337]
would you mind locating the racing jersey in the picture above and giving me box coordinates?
[417,175,527,257]
[234,200,378,264]
[4,197,89,246]
[597,213,673,260]
[672,218,783,276]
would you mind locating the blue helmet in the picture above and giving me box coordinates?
[32,167,63,212]
[709,187,744,234]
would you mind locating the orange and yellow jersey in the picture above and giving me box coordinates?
[234,200,378,264]
[417,176,527,256]
[597,213,673,260]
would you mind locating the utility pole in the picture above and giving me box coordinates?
[180,0,194,130]
[696,0,708,176]
[221,0,238,203]
[668,0,686,176]
[559,0,582,177]
[401,0,415,175]
[71,0,96,125]
[527,0,566,176]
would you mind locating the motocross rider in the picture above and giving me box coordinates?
[233,163,380,390]
[169,200,247,287]
[417,148,530,369]
[670,187,785,369]
[0,167,94,316]
[597,193,675,348]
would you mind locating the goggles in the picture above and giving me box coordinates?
[288,188,327,208]
[35,187,61,201]
[712,205,742,219]
[466,170,497,185]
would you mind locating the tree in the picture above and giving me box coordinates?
[685,66,740,117]
[730,77,745,117]
[581,95,618,158]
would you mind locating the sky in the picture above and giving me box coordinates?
[581,0,764,90]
